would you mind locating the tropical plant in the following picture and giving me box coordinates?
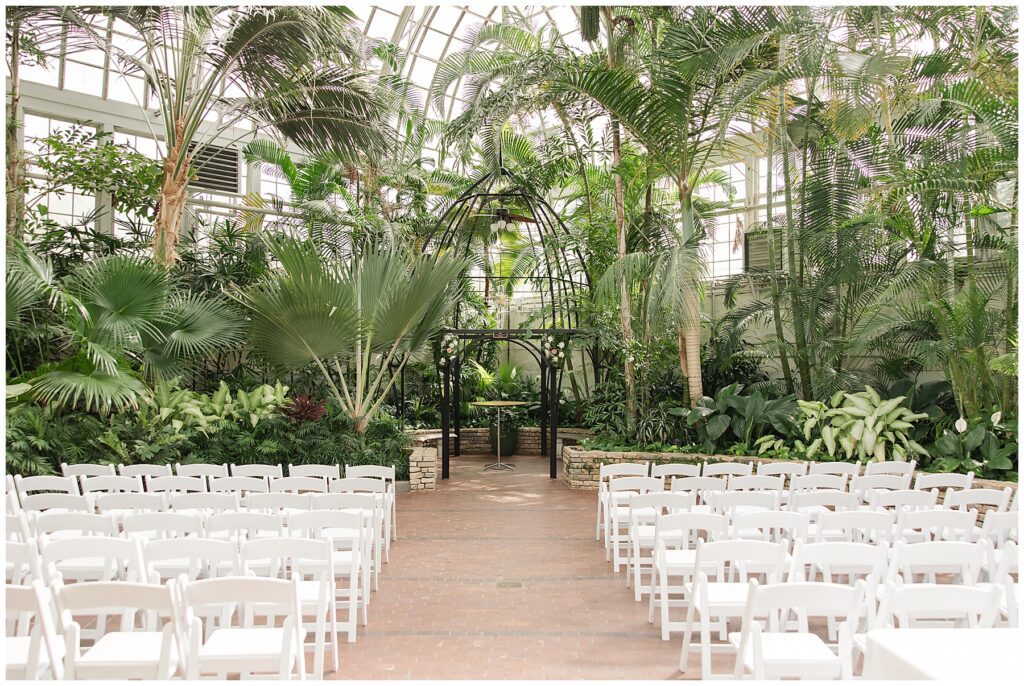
[673,382,798,454]
[234,235,467,434]
[928,414,1016,478]
[283,394,328,422]
[67,6,389,265]
[6,245,244,412]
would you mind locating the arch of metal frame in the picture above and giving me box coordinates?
[423,165,589,480]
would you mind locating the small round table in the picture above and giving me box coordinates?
[470,400,528,471]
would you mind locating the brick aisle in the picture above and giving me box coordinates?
[329,454,722,679]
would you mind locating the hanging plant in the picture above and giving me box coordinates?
[542,334,570,369]
[437,332,461,368]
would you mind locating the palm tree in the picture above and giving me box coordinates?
[233,236,467,434]
[6,243,244,412]
[558,6,777,405]
[69,6,389,265]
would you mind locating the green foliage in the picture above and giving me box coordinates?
[928,415,1017,479]
[145,380,289,433]
[673,383,798,454]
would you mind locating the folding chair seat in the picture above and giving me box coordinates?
[80,475,144,495]
[118,463,173,479]
[808,462,861,478]
[175,575,305,679]
[288,510,366,642]
[864,460,917,477]
[625,492,696,600]
[168,492,239,516]
[595,463,648,545]
[679,539,789,678]
[246,492,313,515]
[270,476,329,494]
[702,461,753,478]
[242,537,339,678]
[729,580,865,680]
[607,476,663,570]
[55,579,180,679]
[6,581,65,679]
[229,463,283,479]
[648,512,730,640]
[145,475,207,495]
[345,465,399,546]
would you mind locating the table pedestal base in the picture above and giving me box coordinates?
[484,461,516,471]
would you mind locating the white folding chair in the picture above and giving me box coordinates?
[169,492,239,516]
[789,473,848,495]
[596,463,648,544]
[702,461,753,478]
[124,512,204,541]
[205,512,281,542]
[864,460,917,477]
[651,463,702,489]
[330,477,389,578]
[732,510,809,545]
[979,510,1019,581]
[648,512,730,640]
[867,488,938,514]
[789,540,889,635]
[270,476,329,494]
[242,537,338,678]
[95,492,167,522]
[707,490,779,517]
[288,510,366,642]
[310,493,376,600]
[809,462,861,478]
[874,581,1001,629]
[945,487,1013,513]
[727,475,785,493]
[55,579,180,679]
[730,579,864,680]
[174,463,228,489]
[288,464,342,480]
[756,461,808,479]
[895,508,977,543]
[175,575,305,679]
[145,475,207,494]
[914,471,974,500]
[230,463,283,479]
[20,493,93,514]
[6,511,30,541]
[61,463,115,479]
[679,539,789,678]
[990,540,1018,627]
[80,475,144,496]
[790,491,858,536]
[887,540,988,586]
[670,476,727,509]
[209,476,270,497]
[118,463,173,479]
[14,475,80,500]
[6,540,42,585]
[6,581,65,680]
[626,492,696,600]
[851,474,912,504]
[815,510,896,543]
[40,534,148,585]
[28,511,118,540]
[246,492,313,515]
[146,537,240,583]
[607,476,663,570]
[345,465,399,545]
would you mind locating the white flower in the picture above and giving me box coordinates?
[558,351,565,358]
[955,417,968,433]
[558,342,565,349]
[991,411,1002,425]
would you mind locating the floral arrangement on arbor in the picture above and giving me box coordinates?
[542,334,569,369]
[437,332,461,368]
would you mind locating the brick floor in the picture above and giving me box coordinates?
[329,453,726,680]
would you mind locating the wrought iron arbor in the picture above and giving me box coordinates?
[422,165,589,479]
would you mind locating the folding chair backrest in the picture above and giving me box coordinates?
[789,540,888,585]
[728,475,785,492]
[145,475,207,494]
[670,476,727,502]
[851,474,912,503]
[876,581,1000,628]
[598,463,649,484]
[815,510,896,543]
[269,476,328,494]
[864,460,917,476]
[118,463,173,479]
[80,475,143,494]
[288,509,365,543]
[41,534,147,582]
[230,463,283,479]
[702,461,753,477]
[650,463,701,484]
[20,493,93,513]
[174,463,229,479]
[205,511,281,540]
[945,488,1013,513]
[733,510,810,543]
[756,461,808,478]
[169,492,238,514]
[694,538,788,582]
[914,471,974,493]
[6,581,64,679]
[868,488,938,512]
[95,492,167,515]
[310,493,377,515]
[145,537,239,580]
[888,540,987,585]
[655,512,730,548]
[6,511,31,541]
[15,475,80,498]
[209,476,269,494]
[56,579,175,615]
[329,477,388,494]
[808,462,861,478]
[61,463,115,479]
[6,540,42,584]
[789,473,848,493]
[745,579,865,631]
[708,490,778,515]
[183,575,298,613]
[245,492,313,513]
[789,490,858,516]
[627,492,696,516]
[123,512,203,540]
[345,465,396,482]
[287,464,341,480]
[29,511,118,538]
[979,510,1019,547]
[896,508,977,543]
[608,476,662,495]
[242,536,332,579]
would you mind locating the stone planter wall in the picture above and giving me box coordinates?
[561,445,1019,498]
[442,426,592,456]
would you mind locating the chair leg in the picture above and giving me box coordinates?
[679,599,698,672]
[660,569,672,641]
[700,612,714,679]
[648,565,657,623]
[313,609,326,679]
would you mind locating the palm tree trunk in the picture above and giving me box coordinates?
[6,19,25,244]
[153,120,191,266]
[677,188,703,405]
[763,125,796,394]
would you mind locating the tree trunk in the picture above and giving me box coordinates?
[677,188,703,405]
[6,19,25,244]
[152,120,191,266]
[764,119,795,394]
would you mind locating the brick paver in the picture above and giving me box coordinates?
[329,454,723,679]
